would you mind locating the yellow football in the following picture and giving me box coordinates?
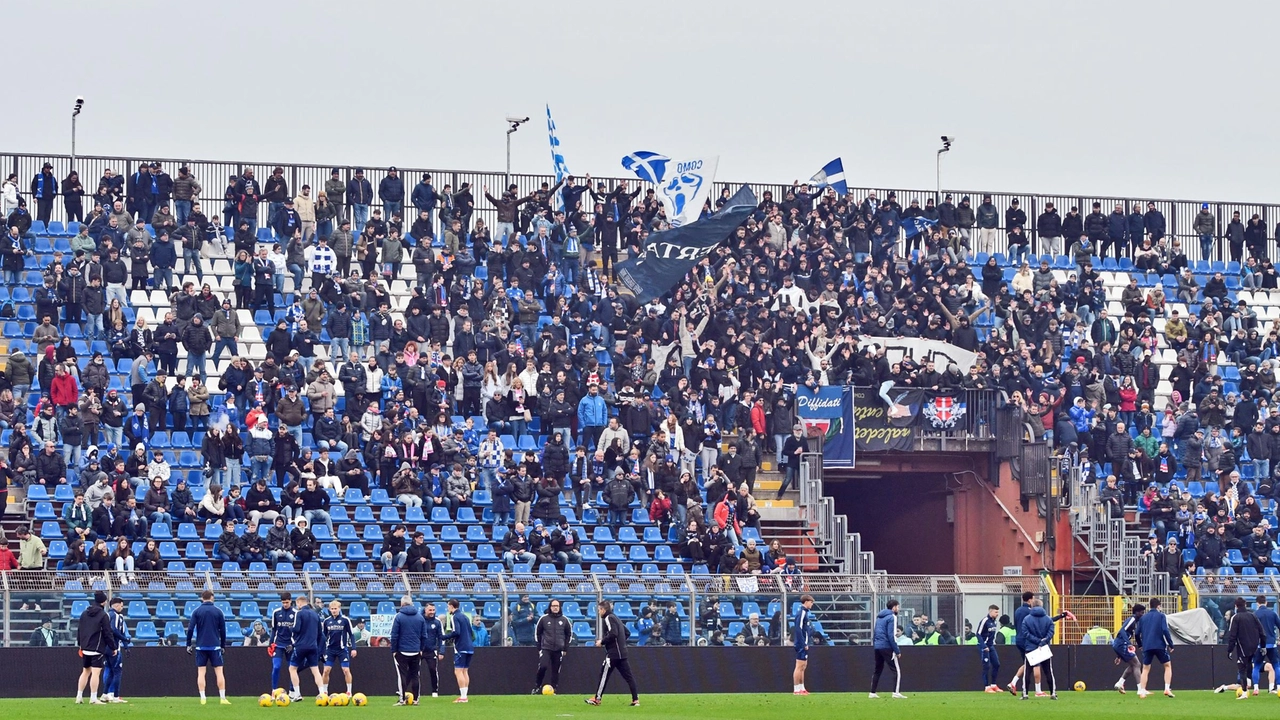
[403,692,415,704]
[1074,681,1086,692]
[352,693,367,706]
[335,693,350,706]
[274,695,290,707]
[259,694,274,707]
[316,693,330,706]
[542,684,555,695]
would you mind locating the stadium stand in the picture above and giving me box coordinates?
[2,154,1279,648]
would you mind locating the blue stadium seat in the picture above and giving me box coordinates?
[134,621,159,642]
[353,506,375,523]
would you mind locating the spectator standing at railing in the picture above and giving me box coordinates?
[1106,203,1128,260]
[171,166,201,225]
[346,169,373,232]
[261,167,288,233]
[1224,210,1246,265]
[1187,203,1218,262]
[30,162,58,224]
[1036,202,1062,257]
[974,195,999,256]
[379,167,404,220]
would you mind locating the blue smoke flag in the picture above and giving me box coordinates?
[622,151,671,184]
[615,185,757,304]
[903,216,939,238]
[809,158,847,196]
[546,105,570,210]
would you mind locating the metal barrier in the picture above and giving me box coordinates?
[2,151,1273,263]
[1,569,1053,649]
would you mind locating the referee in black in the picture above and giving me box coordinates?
[534,598,572,693]
[586,600,639,706]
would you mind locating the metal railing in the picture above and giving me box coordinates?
[3,150,1275,264]
[1065,459,1172,596]
[0,569,1053,648]
[798,453,878,576]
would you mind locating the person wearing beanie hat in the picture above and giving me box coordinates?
[1193,202,1216,260]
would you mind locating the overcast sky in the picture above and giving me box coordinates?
[8,1,1275,202]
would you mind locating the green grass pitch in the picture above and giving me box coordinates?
[0,691,1269,720]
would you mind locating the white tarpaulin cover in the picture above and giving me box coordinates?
[1166,608,1219,645]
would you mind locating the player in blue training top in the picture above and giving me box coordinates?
[1111,603,1144,693]
[101,596,132,703]
[321,599,357,696]
[444,599,474,704]
[977,604,1001,692]
[870,598,905,698]
[1255,595,1280,695]
[1135,596,1175,698]
[791,594,815,695]
[185,590,230,705]
[269,592,295,692]
[287,595,326,701]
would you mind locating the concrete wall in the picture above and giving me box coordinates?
[0,646,1231,697]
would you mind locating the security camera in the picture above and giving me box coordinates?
[76,96,85,105]
[940,135,951,143]
[506,116,530,124]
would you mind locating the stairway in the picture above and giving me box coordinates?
[1068,471,1163,595]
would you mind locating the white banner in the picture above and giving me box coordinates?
[369,613,395,637]
[620,151,719,228]
[660,156,718,228]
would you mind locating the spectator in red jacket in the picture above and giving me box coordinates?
[49,363,80,410]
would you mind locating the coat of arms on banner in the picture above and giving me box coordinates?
[923,395,966,429]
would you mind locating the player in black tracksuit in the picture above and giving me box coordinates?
[422,604,444,697]
[586,600,639,706]
[1227,597,1265,693]
[534,599,572,693]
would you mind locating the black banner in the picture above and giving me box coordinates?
[852,387,915,452]
[615,185,756,303]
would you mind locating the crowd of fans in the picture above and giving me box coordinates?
[0,160,831,582]
[7,158,1280,600]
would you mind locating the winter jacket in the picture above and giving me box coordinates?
[389,604,429,653]
[1017,606,1054,652]
[873,608,900,652]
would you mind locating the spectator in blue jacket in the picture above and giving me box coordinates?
[577,383,607,450]
[149,232,177,293]
[411,174,438,235]
[379,168,404,219]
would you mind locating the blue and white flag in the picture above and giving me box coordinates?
[903,216,940,238]
[809,158,847,196]
[546,104,571,211]
[621,151,671,184]
[621,151,719,228]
